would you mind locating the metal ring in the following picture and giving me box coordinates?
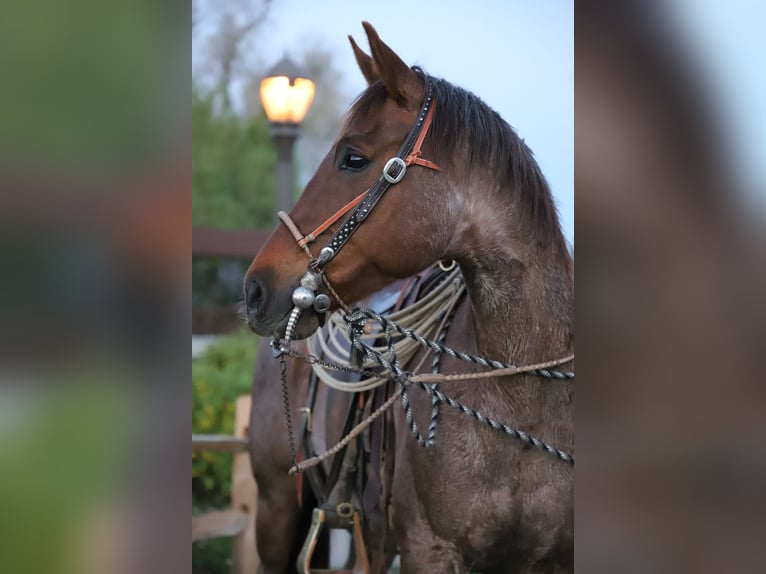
[336,502,354,519]
[316,247,335,267]
[383,157,406,184]
[438,259,457,272]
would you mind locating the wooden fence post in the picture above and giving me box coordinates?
[231,395,259,574]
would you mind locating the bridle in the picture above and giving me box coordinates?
[280,72,440,321]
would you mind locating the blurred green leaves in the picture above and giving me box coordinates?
[192,85,276,229]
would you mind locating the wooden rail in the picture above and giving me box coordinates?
[192,509,249,542]
[192,434,250,453]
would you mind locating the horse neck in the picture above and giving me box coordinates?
[454,195,573,366]
[462,251,572,366]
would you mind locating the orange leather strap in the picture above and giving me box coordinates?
[298,190,367,248]
[405,101,440,171]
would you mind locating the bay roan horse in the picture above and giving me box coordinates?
[245,22,574,573]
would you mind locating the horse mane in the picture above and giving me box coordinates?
[347,67,568,253]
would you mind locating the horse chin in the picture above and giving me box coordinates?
[265,308,322,341]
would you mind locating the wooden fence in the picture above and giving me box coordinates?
[192,227,269,258]
[192,395,259,574]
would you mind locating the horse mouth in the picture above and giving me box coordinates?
[247,306,322,341]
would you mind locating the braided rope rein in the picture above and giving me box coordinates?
[281,301,575,473]
[280,303,575,473]
[347,320,575,464]
[425,303,456,445]
[287,346,575,474]
[346,308,575,380]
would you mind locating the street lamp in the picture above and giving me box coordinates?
[259,55,315,220]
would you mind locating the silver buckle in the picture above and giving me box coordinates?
[383,157,406,184]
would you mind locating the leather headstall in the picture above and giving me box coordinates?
[306,72,440,272]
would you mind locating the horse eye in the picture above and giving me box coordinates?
[340,151,370,171]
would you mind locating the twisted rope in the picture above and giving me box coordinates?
[287,350,576,474]
[347,306,574,459]
[425,305,455,445]
[289,390,402,476]
[305,267,464,393]
[346,309,574,380]
[413,379,574,464]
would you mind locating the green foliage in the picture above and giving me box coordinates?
[192,329,259,509]
[192,84,276,229]
[193,537,233,574]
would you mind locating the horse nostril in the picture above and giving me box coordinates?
[245,277,264,311]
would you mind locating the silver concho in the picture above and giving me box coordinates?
[291,286,316,309]
[316,247,335,266]
[299,271,318,291]
[313,294,331,313]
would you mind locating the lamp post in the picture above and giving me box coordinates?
[259,55,315,221]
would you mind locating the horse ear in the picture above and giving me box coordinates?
[361,21,421,107]
[349,35,379,85]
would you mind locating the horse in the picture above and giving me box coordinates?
[245,21,574,573]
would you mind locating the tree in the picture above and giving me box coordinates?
[192,84,275,229]
[194,0,273,112]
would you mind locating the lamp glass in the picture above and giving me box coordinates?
[259,76,315,123]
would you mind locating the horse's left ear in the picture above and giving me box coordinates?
[361,21,421,109]
[349,35,379,85]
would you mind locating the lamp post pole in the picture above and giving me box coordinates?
[270,122,299,221]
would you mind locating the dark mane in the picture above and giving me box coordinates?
[347,68,567,251]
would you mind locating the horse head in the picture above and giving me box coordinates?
[244,23,456,339]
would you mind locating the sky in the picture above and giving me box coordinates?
[199,0,575,244]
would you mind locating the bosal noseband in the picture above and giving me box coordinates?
[282,72,440,319]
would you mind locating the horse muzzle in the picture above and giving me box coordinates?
[244,273,323,339]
